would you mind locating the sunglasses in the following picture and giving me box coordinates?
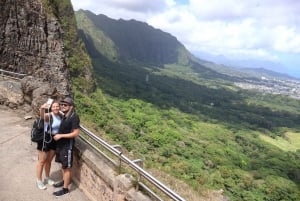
[60,103,70,107]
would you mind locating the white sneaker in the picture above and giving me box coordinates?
[36,180,47,190]
[44,178,55,186]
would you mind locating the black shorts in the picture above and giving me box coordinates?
[47,135,57,150]
[36,134,56,152]
[55,146,73,169]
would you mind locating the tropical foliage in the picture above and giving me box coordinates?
[73,60,300,200]
[73,10,300,200]
[44,0,96,93]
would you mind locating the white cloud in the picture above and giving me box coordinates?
[72,0,172,21]
[188,0,251,20]
[71,0,94,10]
[71,0,300,76]
[101,0,169,13]
[148,0,300,60]
[272,26,300,53]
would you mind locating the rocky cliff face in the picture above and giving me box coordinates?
[0,0,85,113]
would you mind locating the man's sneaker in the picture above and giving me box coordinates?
[53,180,64,188]
[36,180,47,190]
[53,188,69,197]
[44,178,55,186]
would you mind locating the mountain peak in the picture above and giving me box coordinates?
[76,10,190,65]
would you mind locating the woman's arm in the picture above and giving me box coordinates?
[39,103,50,122]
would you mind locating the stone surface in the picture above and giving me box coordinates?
[0,105,90,201]
[0,0,71,110]
[113,174,135,201]
[126,189,152,201]
[0,79,23,107]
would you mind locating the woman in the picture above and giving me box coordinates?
[36,100,62,190]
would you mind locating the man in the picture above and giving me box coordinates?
[52,97,80,197]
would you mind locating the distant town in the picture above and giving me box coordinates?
[234,76,300,100]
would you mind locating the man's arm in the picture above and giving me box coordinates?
[53,128,79,141]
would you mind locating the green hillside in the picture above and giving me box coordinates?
[74,10,300,201]
[41,0,96,93]
[76,9,190,66]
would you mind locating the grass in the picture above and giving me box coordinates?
[259,132,300,152]
[148,168,227,201]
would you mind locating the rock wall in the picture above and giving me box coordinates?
[73,136,152,201]
[0,0,71,112]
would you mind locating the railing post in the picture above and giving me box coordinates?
[79,125,186,201]
[132,159,143,190]
[112,144,123,174]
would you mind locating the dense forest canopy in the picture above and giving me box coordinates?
[74,10,300,201]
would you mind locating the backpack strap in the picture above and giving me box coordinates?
[46,114,54,134]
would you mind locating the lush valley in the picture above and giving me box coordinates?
[74,10,300,201]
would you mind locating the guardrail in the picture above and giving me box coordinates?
[0,69,27,80]
[79,125,186,201]
[1,67,185,200]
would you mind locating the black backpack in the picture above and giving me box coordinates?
[31,117,45,143]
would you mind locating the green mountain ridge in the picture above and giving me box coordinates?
[76,9,190,66]
[74,10,300,201]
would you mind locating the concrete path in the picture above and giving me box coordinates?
[0,106,90,201]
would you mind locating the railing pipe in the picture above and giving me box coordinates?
[1,68,186,201]
[79,125,186,201]
[79,133,119,167]
[0,69,27,79]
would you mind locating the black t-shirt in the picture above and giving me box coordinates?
[57,112,80,148]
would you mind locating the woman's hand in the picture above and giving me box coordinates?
[53,134,62,141]
[40,103,49,110]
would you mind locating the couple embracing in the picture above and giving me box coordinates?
[36,97,80,197]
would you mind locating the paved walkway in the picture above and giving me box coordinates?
[0,106,90,201]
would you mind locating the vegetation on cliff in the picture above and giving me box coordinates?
[42,0,96,93]
[72,10,300,201]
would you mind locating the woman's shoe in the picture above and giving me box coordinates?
[44,178,55,185]
[36,180,47,190]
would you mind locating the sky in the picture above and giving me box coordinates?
[70,0,300,78]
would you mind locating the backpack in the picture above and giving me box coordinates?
[31,117,45,143]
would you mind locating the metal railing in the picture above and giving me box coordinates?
[79,125,186,201]
[0,69,27,80]
[0,68,185,200]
